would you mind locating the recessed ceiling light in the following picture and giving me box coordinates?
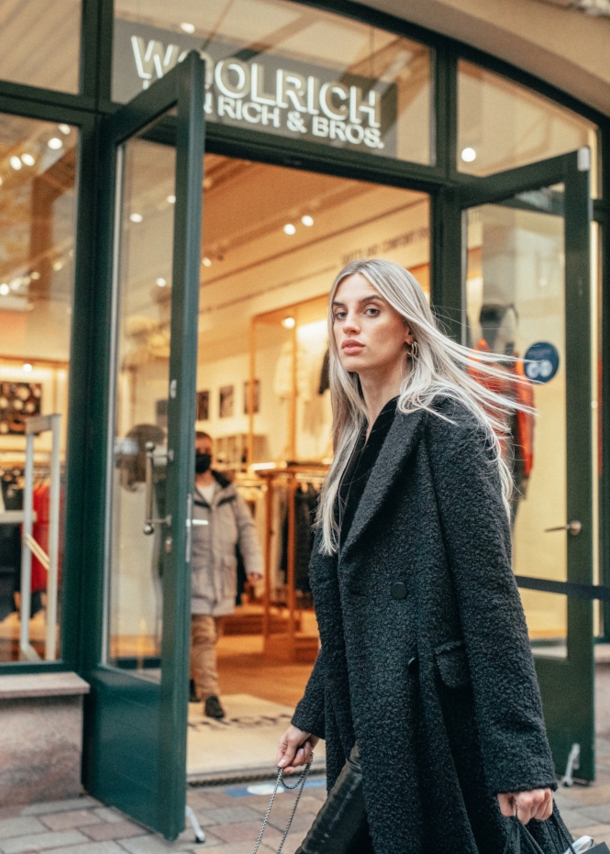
[180,22,195,33]
[10,156,22,170]
[30,271,40,280]
[0,284,10,296]
[130,213,143,223]
[53,259,64,271]
[461,147,477,163]
[48,137,63,150]
[167,194,176,204]
[58,124,71,135]
[202,257,212,267]
[21,153,35,166]
[282,317,296,329]
[283,223,296,235]
[22,363,33,373]
[0,177,3,186]
[155,277,167,287]
[301,215,314,227]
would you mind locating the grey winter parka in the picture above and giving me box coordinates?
[191,472,263,616]
[292,398,560,854]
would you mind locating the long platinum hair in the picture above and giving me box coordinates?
[318,258,531,555]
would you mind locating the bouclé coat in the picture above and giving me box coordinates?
[292,399,560,854]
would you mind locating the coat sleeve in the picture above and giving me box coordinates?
[234,494,264,577]
[291,647,326,739]
[426,408,557,796]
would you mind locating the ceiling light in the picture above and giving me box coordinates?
[0,284,9,296]
[22,363,32,373]
[461,147,477,163]
[21,153,35,166]
[53,259,64,271]
[155,277,167,287]
[58,124,71,135]
[10,156,22,170]
[202,257,212,267]
[10,278,22,290]
[130,213,143,223]
[48,137,63,150]
[283,223,296,235]
[30,271,40,280]
[167,194,176,204]
[301,215,314,227]
[180,22,195,32]
[0,177,3,186]
[282,317,296,329]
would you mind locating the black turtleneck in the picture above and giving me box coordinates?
[337,396,398,548]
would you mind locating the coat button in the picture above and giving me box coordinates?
[407,656,419,674]
[391,581,408,600]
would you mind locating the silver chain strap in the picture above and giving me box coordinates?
[252,756,313,854]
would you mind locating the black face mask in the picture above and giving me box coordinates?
[195,452,212,474]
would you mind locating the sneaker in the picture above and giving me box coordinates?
[189,679,200,703]
[204,695,225,719]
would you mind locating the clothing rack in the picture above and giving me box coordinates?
[252,462,327,662]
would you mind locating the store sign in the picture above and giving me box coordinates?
[524,342,560,384]
[113,20,397,157]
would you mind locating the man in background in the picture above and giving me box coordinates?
[191,431,263,719]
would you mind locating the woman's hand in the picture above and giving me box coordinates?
[497,789,553,824]
[276,725,319,775]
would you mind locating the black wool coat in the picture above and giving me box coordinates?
[292,399,560,854]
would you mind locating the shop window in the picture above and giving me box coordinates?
[0,1,81,94]
[112,0,432,165]
[458,60,599,194]
[0,114,78,663]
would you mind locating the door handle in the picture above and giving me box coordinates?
[143,441,172,535]
[544,520,582,536]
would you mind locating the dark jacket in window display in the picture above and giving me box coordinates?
[191,471,263,617]
[292,398,562,854]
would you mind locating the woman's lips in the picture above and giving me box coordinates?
[342,340,364,354]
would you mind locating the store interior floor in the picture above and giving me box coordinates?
[187,613,325,782]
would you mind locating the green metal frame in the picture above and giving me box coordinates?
[454,150,594,779]
[80,53,205,838]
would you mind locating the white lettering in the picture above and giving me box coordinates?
[218,95,237,119]
[131,37,181,82]
[307,77,320,115]
[262,105,281,127]
[364,127,384,149]
[215,59,250,98]
[349,87,381,127]
[345,124,364,144]
[319,82,349,120]
[199,51,215,89]
[243,102,262,123]
[204,91,214,115]
[312,116,329,137]
[277,70,307,112]
[329,120,347,141]
[251,64,276,105]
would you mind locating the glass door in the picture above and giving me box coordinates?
[85,53,205,838]
[455,149,594,780]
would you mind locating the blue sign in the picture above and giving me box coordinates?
[524,342,560,384]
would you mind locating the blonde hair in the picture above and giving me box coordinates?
[318,258,531,555]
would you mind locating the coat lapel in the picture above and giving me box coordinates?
[341,407,426,558]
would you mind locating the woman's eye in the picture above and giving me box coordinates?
[365,307,380,316]
[333,311,346,321]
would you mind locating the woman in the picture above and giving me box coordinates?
[276,259,567,854]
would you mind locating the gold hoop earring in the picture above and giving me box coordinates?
[410,340,419,359]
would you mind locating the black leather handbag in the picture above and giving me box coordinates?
[503,813,609,854]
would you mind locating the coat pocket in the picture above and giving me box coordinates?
[434,640,470,688]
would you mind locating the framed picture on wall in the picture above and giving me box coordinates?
[197,390,210,421]
[219,385,234,418]
[243,379,260,414]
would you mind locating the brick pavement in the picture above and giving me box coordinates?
[3,751,610,854]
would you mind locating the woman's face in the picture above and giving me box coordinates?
[332,273,413,380]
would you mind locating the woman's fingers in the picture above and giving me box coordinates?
[499,789,554,824]
[276,726,313,770]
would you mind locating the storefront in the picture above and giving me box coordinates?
[0,0,607,840]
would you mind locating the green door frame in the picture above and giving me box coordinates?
[447,149,594,780]
[80,51,205,839]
